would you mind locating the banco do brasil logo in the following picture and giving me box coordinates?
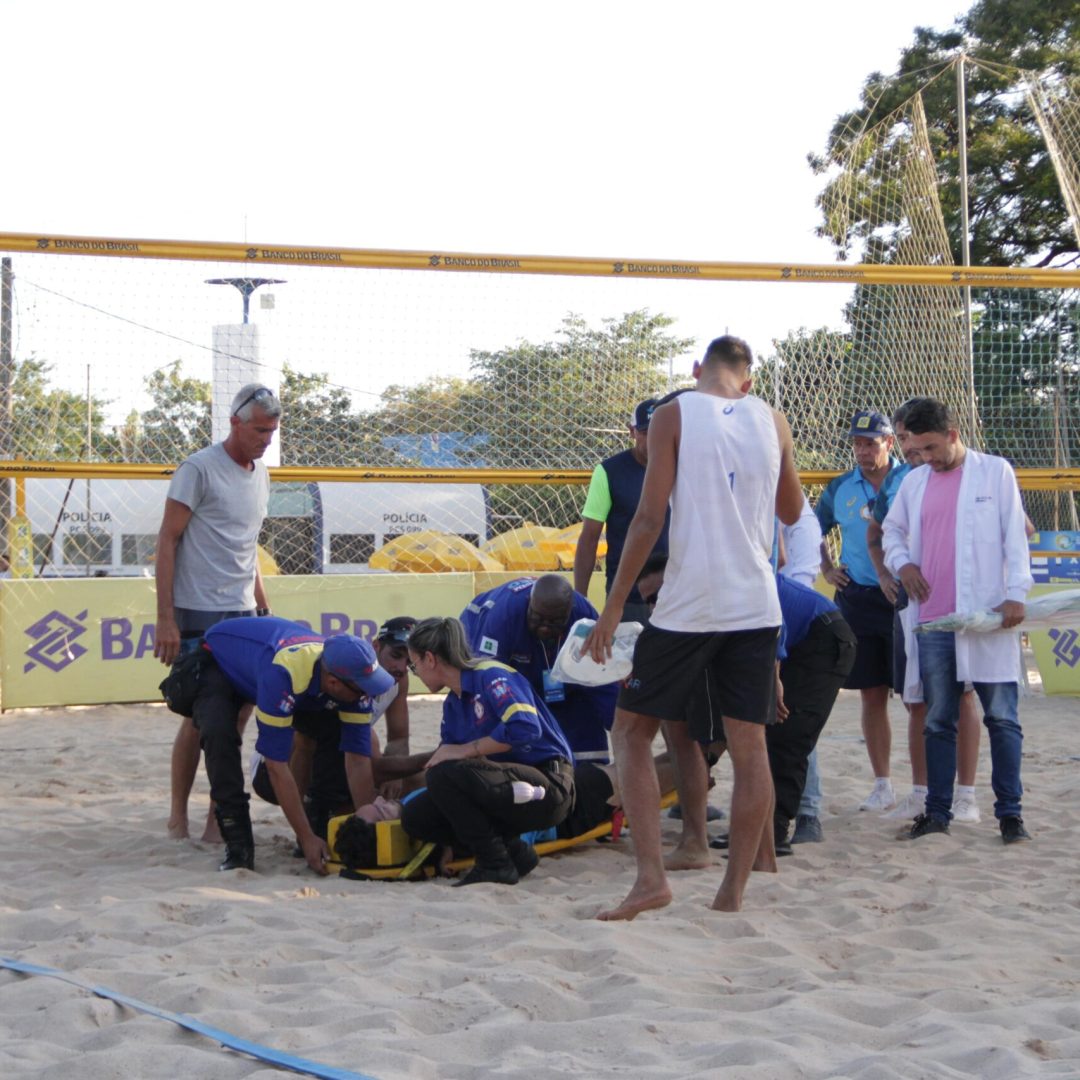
[24,610,89,674]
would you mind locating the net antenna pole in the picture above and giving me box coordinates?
[956,54,978,444]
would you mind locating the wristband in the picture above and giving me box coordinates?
[256,607,271,617]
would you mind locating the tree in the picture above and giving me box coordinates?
[809,0,1080,500]
[278,364,366,467]
[11,356,113,460]
[131,360,212,463]
[811,0,1080,269]
[363,310,694,527]
[756,328,854,472]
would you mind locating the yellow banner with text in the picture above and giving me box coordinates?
[0,572,546,710]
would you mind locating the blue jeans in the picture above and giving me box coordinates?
[917,631,1023,822]
[798,749,822,817]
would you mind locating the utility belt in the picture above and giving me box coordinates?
[815,610,847,628]
[536,757,573,775]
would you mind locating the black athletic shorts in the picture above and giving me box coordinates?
[834,582,894,690]
[617,624,779,727]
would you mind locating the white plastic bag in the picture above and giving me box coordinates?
[551,617,643,686]
[916,588,1080,633]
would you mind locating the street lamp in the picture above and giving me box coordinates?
[205,277,286,324]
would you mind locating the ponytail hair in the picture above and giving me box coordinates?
[407,617,476,671]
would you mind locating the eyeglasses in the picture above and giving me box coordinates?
[407,660,417,674]
[232,387,278,417]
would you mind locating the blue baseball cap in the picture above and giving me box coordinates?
[632,398,657,430]
[849,410,893,438]
[322,634,395,696]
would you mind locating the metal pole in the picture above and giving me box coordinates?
[86,364,92,577]
[0,258,13,543]
[957,55,978,444]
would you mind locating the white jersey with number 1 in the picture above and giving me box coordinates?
[651,391,781,633]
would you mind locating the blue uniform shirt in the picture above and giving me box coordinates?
[204,616,375,764]
[871,462,914,524]
[460,579,617,761]
[441,660,574,766]
[816,460,906,586]
[776,575,839,661]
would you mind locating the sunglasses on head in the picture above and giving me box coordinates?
[232,387,277,417]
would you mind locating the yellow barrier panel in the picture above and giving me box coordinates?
[0,570,558,710]
[2,231,1079,290]
[1027,584,1080,696]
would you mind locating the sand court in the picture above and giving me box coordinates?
[2,682,1079,1079]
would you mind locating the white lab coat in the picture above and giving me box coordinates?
[882,449,1032,700]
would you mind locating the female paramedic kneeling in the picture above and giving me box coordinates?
[402,617,576,886]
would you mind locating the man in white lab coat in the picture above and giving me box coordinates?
[882,398,1033,844]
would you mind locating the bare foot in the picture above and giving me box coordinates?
[201,820,223,843]
[710,882,743,912]
[597,883,673,921]
[167,818,190,840]
[664,843,712,872]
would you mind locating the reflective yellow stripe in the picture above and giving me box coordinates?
[255,708,291,729]
[500,702,538,723]
[474,659,516,674]
[272,643,321,691]
[340,710,373,726]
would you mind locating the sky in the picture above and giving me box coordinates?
[2,0,971,417]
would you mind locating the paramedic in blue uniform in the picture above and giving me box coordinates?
[767,574,856,850]
[194,616,395,874]
[573,398,671,623]
[816,409,907,814]
[460,574,618,764]
[401,617,575,887]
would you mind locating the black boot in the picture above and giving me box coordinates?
[774,818,793,857]
[506,837,539,879]
[216,807,255,871]
[453,836,519,887]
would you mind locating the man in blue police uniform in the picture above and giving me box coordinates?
[817,409,906,813]
[768,574,856,851]
[460,574,618,763]
[192,616,395,874]
[573,398,671,623]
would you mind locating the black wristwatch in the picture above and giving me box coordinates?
[256,607,271,617]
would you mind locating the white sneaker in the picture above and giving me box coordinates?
[859,783,896,812]
[951,793,981,823]
[881,788,926,820]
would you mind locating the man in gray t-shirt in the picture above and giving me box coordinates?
[154,384,282,841]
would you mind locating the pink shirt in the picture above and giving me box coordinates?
[918,466,964,622]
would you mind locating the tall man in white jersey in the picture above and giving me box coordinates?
[586,335,803,919]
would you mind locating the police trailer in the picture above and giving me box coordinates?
[11,478,490,577]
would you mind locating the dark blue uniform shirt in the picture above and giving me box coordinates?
[441,660,573,766]
[460,578,617,761]
[205,616,375,763]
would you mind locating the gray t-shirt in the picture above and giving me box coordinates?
[167,442,270,612]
